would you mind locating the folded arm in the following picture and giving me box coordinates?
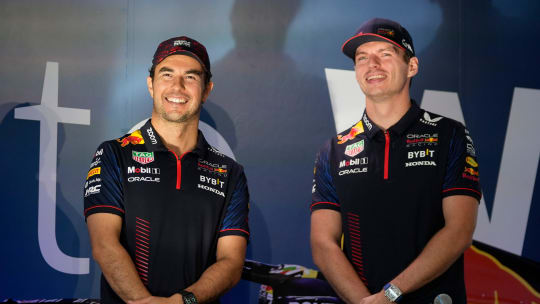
[87,213,151,302]
[362,195,478,303]
[311,209,371,303]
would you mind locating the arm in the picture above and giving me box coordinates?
[362,195,478,303]
[87,212,151,302]
[311,209,371,303]
[183,235,247,302]
[131,235,247,304]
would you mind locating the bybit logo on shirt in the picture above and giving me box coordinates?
[407,149,435,159]
[200,175,225,188]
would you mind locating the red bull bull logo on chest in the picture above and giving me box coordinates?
[117,130,145,147]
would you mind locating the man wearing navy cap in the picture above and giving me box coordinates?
[310,18,481,303]
[84,36,250,304]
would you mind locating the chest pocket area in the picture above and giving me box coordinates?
[196,174,228,200]
[400,146,440,181]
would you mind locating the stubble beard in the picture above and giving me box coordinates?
[155,101,203,124]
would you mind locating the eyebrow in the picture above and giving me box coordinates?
[356,46,397,56]
[185,69,204,76]
[157,67,203,76]
[157,67,174,73]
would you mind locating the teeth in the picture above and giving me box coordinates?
[166,97,187,104]
[367,75,385,80]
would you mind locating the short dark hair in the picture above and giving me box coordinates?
[403,51,412,64]
[395,46,414,87]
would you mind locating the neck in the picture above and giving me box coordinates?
[365,93,411,131]
[150,114,199,156]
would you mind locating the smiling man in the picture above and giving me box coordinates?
[84,36,250,304]
[310,19,481,303]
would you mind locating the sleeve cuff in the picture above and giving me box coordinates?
[310,201,341,213]
[442,187,482,201]
[84,204,125,220]
[219,228,250,239]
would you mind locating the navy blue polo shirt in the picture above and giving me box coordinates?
[311,102,481,303]
[84,119,250,303]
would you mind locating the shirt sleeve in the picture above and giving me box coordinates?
[311,140,341,212]
[442,124,482,201]
[83,142,125,219]
[219,166,250,239]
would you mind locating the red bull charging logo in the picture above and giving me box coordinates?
[337,121,364,144]
[465,245,540,303]
[117,130,145,147]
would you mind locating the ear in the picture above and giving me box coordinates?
[408,57,419,78]
[146,76,154,99]
[202,81,214,104]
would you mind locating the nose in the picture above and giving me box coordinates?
[368,54,381,68]
[171,75,185,90]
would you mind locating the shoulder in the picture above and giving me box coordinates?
[316,120,363,153]
[206,145,237,165]
[336,120,364,145]
[418,109,465,131]
[314,138,334,161]
[95,129,150,158]
[113,129,147,149]
[91,129,148,163]
[203,145,246,179]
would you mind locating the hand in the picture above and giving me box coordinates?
[128,294,182,304]
[359,291,391,304]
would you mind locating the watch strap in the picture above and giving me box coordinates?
[179,290,197,304]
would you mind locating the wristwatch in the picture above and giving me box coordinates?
[383,283,403,303]
[179,290,198,304]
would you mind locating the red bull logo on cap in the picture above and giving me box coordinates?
[117,130,145,147]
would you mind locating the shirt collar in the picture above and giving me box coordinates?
[390,100,422,136]
[362,100,421,138]
[140,119,209,157]
[361,110,380,139]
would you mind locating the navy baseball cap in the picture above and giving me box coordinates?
[152,36,212,78]
[342,18,415,60]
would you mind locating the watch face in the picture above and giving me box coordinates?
[384,284,402,302]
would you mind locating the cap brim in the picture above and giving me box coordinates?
[157,50,212,77]
[342,33,407,60]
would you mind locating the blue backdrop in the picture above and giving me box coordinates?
[1,0,539,302]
